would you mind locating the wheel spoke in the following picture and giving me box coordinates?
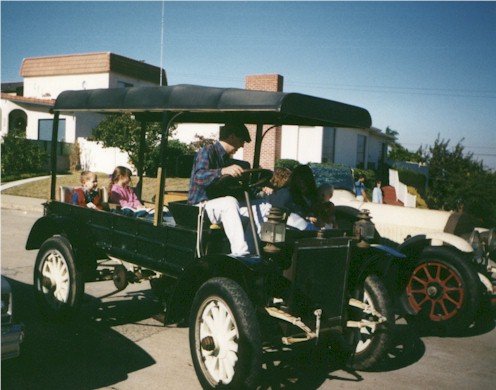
[443,292,462,307]
[440,272,455,285]
[412,274,429,286]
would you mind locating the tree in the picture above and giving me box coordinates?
[426,136,496,227]
[189,133,216,152]
[92,114,192,178]
[386,126,427,163]
[91,114,161,172]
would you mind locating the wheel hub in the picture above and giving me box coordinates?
[426,283,442,299]
[201,335,216,352]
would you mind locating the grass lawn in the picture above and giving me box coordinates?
[2,172,190,201]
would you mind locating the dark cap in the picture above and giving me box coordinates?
[220,122,251,143]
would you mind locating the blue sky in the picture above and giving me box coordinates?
[2,1,496,169]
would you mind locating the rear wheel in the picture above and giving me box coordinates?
[189,277,262,389]
[34,236,84,320]
[405,247,480,333]
[346,274,394,370]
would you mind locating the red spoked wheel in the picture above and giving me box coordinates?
[407,261,464,321]
[404,247,480,333]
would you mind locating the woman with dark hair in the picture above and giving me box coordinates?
[268,164,319,230]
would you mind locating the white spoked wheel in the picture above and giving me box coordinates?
[40,249,70,306]
[190,277,261,389]
[355,289,375,354]
[199,298,239,384]
[347,274,393,371]
[34,236,83,320]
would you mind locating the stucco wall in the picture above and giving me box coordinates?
[23,74,110,100]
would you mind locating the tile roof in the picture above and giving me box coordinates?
[20,52,167,84]
[1,93,55,106]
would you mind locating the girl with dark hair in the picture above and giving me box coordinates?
[109,166,146,215]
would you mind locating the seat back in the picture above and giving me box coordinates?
[59,186,75,203]
[99,187,109,203]
[59,186,108,206]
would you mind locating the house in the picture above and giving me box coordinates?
[280,125,391,170]
[1,52,166,172]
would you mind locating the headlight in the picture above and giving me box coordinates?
[1,292,12,322]
[354,209,375,240]
[487,228,496,254]
[469,230,481,251]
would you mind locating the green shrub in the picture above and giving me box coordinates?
[1,132,48,177]
[144,139,191,177]
[398,169,427,196]
[275,159,300,171]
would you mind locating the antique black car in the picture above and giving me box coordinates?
[26,85,404,388]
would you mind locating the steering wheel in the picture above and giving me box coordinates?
[238,168,273,189]
[205,168,273,200]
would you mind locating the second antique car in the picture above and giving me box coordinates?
[312,164,496,333]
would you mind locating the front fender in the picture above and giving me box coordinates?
[351,244,406,290]
[398,233,473,255]
[26,215,98,257]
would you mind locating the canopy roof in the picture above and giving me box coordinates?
[54,84,372,128]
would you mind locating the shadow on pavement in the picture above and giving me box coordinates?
[1,277,160,390]
[258,322,426,389]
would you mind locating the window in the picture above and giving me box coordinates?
[321,127,336,163]
[117,81,133,88]
[38,119,66,142]
[356,134,366,168]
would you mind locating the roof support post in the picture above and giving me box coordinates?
[49,112,60,200]
[252,123,264,168]
[153,112,171,226]
[135,120,146,199]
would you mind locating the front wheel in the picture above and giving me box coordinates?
[34,236,84,320]
[189,277,262,389]
[346,274,394,370]
[404,247,480,333]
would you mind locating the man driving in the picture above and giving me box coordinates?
[188,122,267,256]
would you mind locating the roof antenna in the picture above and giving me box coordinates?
[159,0,165,86]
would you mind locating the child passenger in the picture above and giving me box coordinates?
[258,167,292,198]
[72,170,103,210]
[109,166,148,217]
[315,183,337,229]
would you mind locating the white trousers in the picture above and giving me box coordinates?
[204,196,272,256]
[203,196,317,255]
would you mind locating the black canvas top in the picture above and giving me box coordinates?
[53,84,372,128]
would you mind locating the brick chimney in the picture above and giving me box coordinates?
[243,74,283,170]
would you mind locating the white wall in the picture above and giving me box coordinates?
[108,73,159,89]
[280,125,324,163]
[0,98,76,142]
[334,128,358,166]
[74,112,107,138]
[23,72,159,100]
[78,137,132,174]
[173,123,220,144]
[23,74,110,99]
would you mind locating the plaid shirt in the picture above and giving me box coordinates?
[188,141,226,205]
